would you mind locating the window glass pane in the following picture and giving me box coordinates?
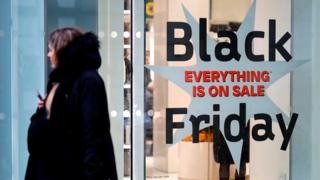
[0,1,12,179]
[0,0,125,179]
[143,0,315,180]
[11,1,45,179]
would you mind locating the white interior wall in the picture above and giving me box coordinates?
[211,0,251,24]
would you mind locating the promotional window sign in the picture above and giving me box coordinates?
[146,1,309,170]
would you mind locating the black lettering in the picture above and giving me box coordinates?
[212,104,221,143]
[245,31,265,61]
[166,108,187,144]
[269,19,292,61]
[167,22,193,61]
[276,113,298,150]
[189,115,210,143]
[224,103,246,142]
[199,18,211,61]
[252,113,275,141]
[215,31,241,61]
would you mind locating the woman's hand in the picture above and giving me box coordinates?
[37,99,44,109]
[36,91,45,109]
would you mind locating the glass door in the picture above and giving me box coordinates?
[140,0,254,179]
[130,0,317,180]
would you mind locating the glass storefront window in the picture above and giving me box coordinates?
[141,0,317,180]
[1,0,125,179]
[1,0,320,180]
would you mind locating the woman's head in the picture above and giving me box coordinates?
[48,27,83,69]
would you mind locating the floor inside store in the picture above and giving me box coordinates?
[125,156,249,180]
[146,157,178,180]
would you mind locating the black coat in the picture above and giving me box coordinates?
[26,33,117,180]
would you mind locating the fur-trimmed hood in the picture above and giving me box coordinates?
[58,32,101,73]
[49,32,101,84]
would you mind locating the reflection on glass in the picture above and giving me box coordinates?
[124,0,132,179]
[144,0,250,179]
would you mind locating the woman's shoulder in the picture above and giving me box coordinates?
[76,70,105,88]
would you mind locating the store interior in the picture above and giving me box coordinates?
[122,0,292,179]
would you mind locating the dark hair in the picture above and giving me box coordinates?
[49,27,83,57]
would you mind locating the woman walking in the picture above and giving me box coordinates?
[26,27,117,180]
